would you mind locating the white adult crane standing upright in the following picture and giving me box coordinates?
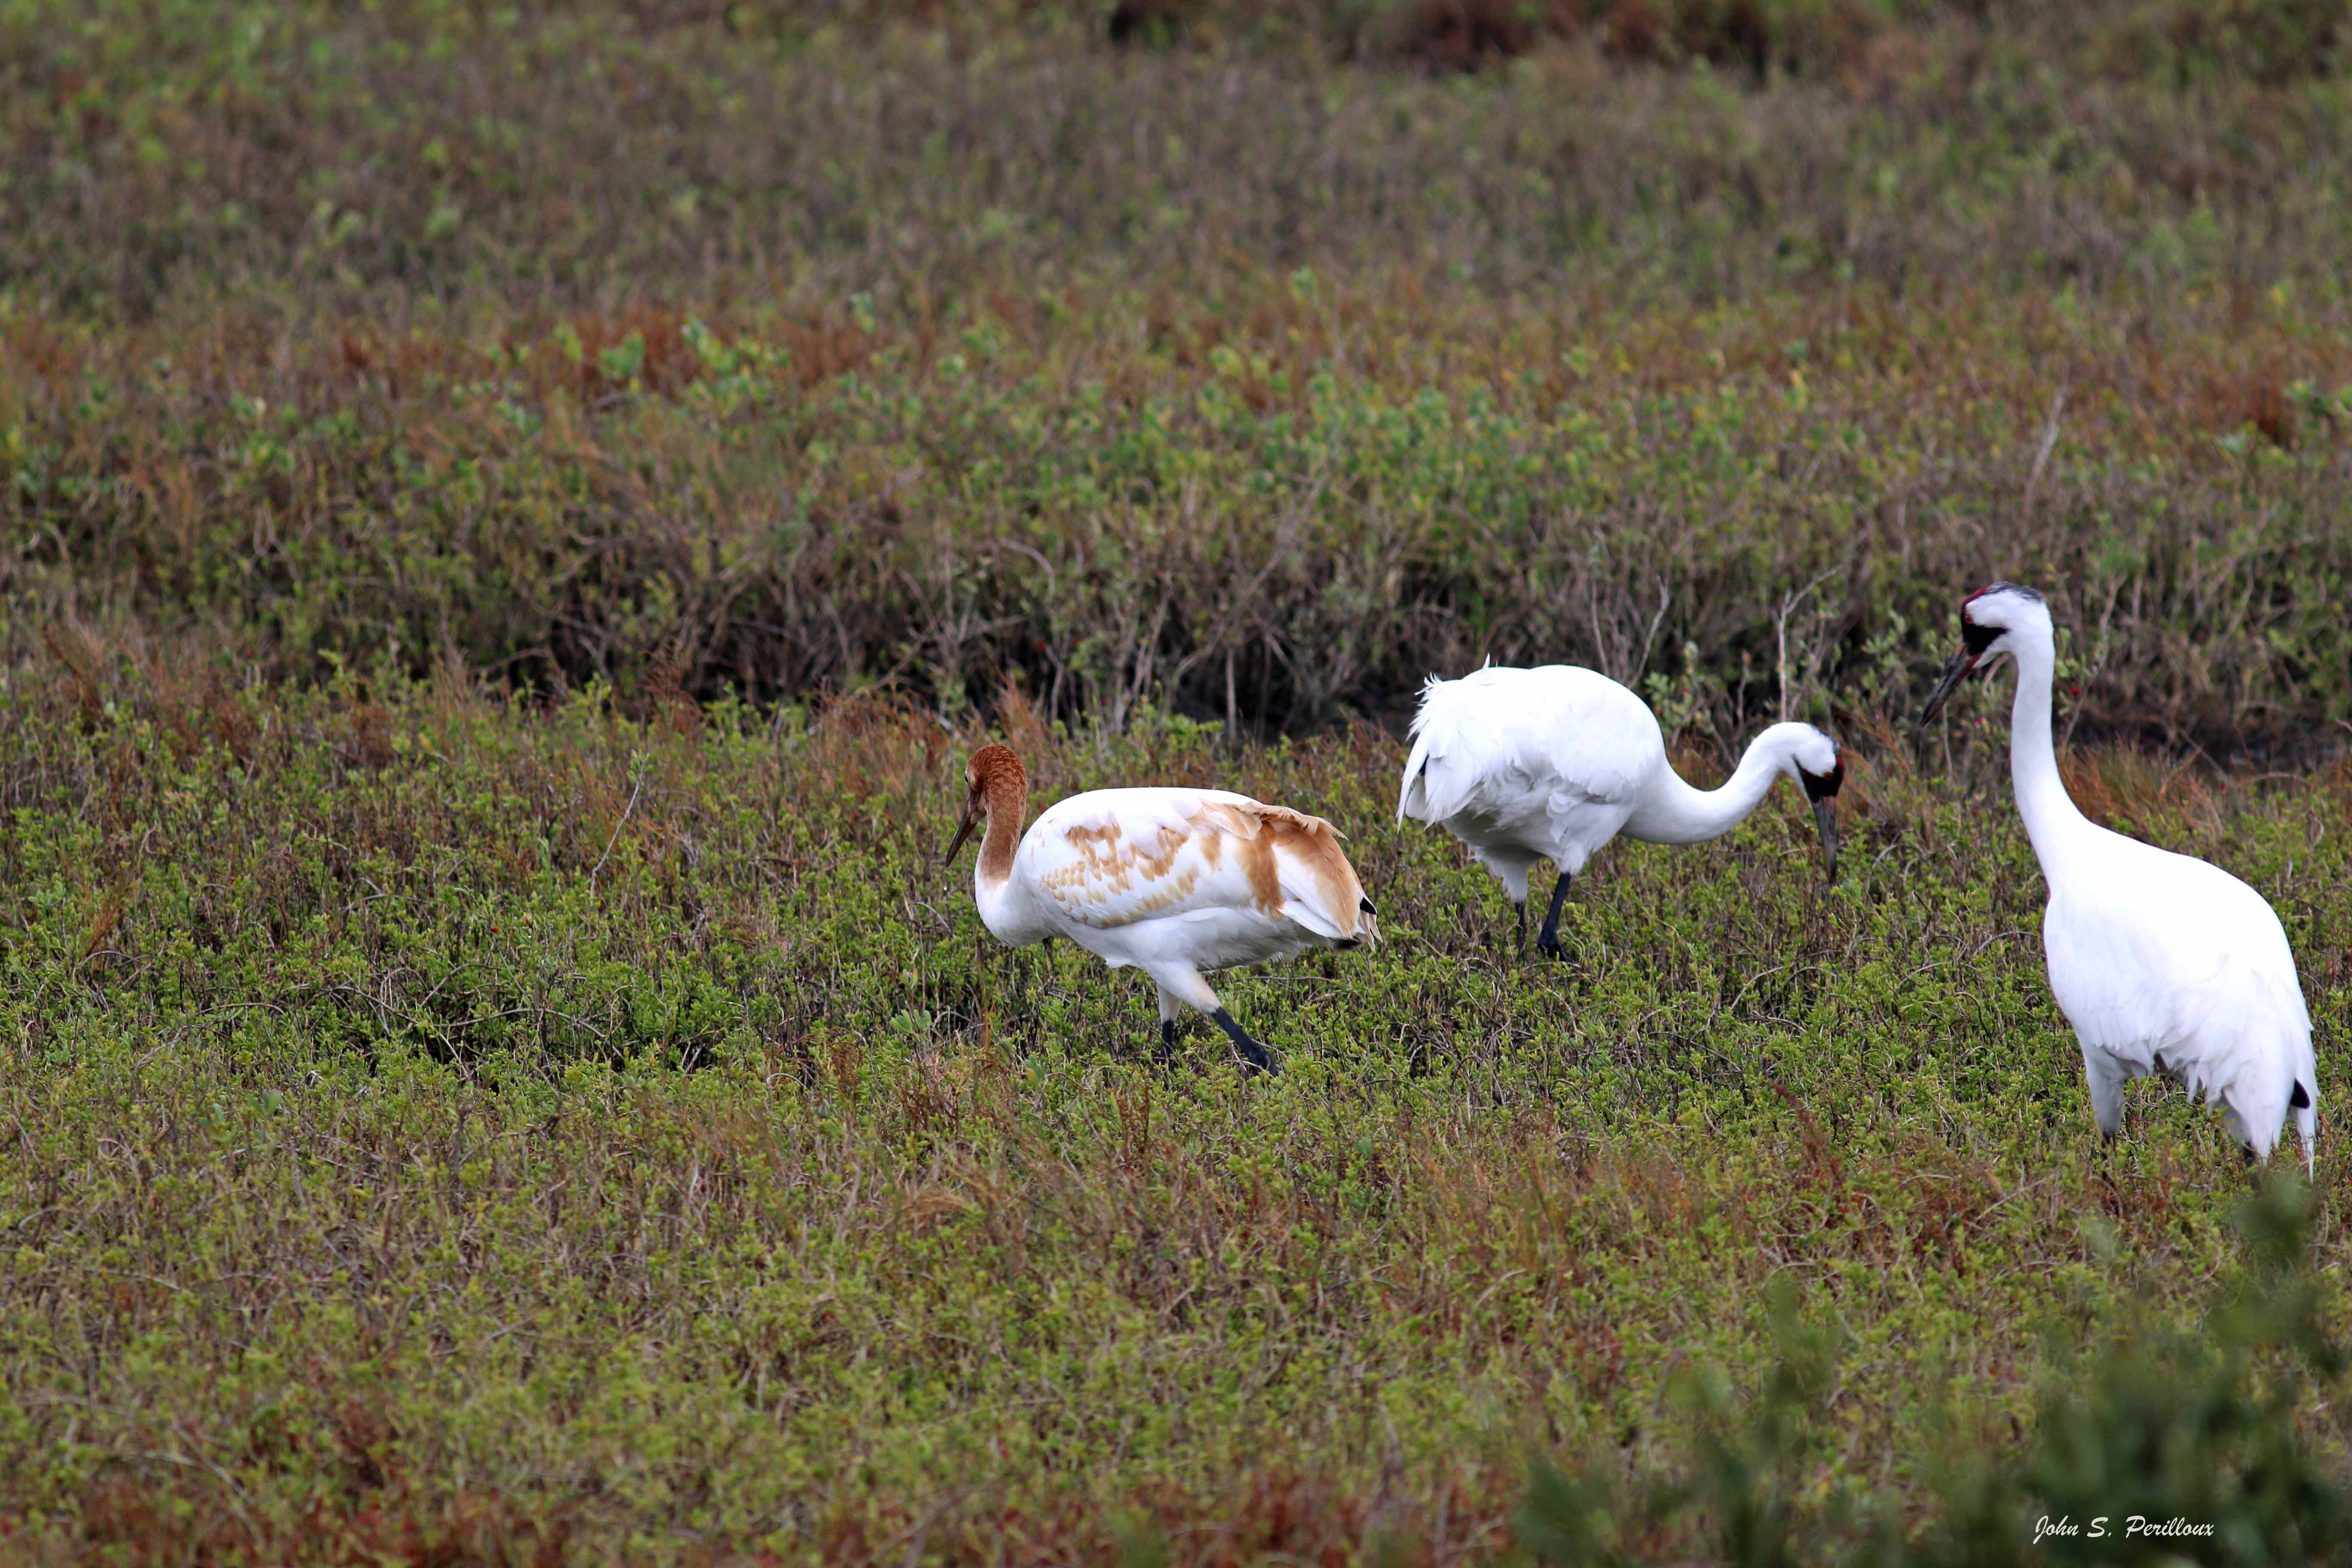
[1397,664,1844,956]
[943,744,1377,1072]
[1919,582,2317,1168]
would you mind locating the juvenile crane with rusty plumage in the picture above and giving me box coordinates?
[943,744,1377,1072]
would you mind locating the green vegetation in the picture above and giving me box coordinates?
[2,673,2349,1561]
[6,0,2352,743]
[9,280,2352,748]
[3,0,2349,1560]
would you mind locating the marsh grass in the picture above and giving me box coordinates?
[0,650,2346,1562]
[6,3,2350,322]
[6,3,2352,1559]
[7,3,2352,746]
[6,277,2350,752]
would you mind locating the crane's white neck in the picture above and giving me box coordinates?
[973,862,1038,943]
[1999,619,2093,872]
[1627,723,1812,845]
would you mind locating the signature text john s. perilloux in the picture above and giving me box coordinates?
[2033,1515,2215,1545]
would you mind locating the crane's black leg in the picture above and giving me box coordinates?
[1209,1008,1275,1074]
[1514,898,1528,955]
[1535,872,1574,959]
[1158,1017,1180,1067]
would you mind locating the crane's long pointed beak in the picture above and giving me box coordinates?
[939,801,980,870]
[1812,799,1840,885]
[1917,647,1979,729]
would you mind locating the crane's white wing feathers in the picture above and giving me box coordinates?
[1021,788,1372,944]
[2044,833,2315,1152]
[1398,665,1660,825]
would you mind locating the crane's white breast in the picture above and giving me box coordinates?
[2042,841,2305,1099]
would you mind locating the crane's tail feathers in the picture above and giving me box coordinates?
[1228,803,1378,948]
[1397,673,1451,823]
[1398,673,1495,825]
[1397,733,1434,823]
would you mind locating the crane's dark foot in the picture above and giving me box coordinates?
[2239,1143,2258,1169]
[1209,1007,1276,1074]
[1157,1017,1180,1068]
[1534,872,1573,960]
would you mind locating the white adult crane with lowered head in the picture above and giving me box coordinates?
[943,744,1378,1072]
[1919,582,2317,1169]
[1396,663,1844,956]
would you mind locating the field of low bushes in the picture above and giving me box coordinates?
[9,276,2352,756]
[3,0,2351,1561]
[1,665,2349,1562]
[6,0,2352,750]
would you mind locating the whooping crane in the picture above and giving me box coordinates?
[942,744,1378,1072]
[1918,582,2318,1169]
[1397,664,1844,956]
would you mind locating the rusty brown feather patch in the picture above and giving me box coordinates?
[1239,822,1282,916]
[1046,818,1197,923]
[1256,806,1371,939]
[1034,797,1373,940]
[968,744,1029,885]
[1202,800,1372,937]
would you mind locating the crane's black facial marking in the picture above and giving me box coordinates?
[1933,582,2039,717]
[1798,761,1843,885]
[1919,606,2010,728]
